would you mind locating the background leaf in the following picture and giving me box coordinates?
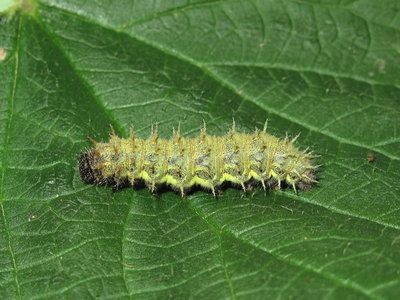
[1,0,399,299]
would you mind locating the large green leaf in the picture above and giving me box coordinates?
[1,0,399,299]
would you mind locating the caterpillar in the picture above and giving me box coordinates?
[78,122,318,196]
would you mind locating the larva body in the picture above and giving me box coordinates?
[78,124,317,196]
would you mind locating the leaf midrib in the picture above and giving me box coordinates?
[0,13,23,299]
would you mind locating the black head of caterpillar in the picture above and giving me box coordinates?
[78,122,319,197]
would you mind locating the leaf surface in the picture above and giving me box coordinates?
[0,0,399,299]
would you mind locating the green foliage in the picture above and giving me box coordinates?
[0,0,399,299]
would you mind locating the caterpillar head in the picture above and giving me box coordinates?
[78,152,96,184]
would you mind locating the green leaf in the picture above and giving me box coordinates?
[1,0,399,299]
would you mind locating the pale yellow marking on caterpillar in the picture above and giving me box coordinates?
[78,122,318,196]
